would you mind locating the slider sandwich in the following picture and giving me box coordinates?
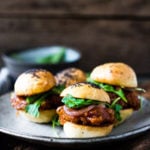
[88,62,144,125]
[55,67,86,88]
[10,69,62,123]
[57,82,116,138]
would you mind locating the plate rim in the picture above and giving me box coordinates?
[0,124,150,143]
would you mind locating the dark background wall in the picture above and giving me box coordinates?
[0,0,150,76]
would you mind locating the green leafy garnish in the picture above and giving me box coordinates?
[52,114,61,128]
[26,94,42,104]
[107,97,123,121]
[25,92,50,117]
[62,94,100,109]
[113,104,122,121]
[51,85,65,95]
[36,47,66,64]
[87,78,127,103]
[25,99,42,117]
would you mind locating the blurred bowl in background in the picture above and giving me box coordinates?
[2,46,81,81]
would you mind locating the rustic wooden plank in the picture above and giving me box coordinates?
[0,18,149,75]
[0,0,149,16]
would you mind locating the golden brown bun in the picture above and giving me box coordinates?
[114,108,133,127]
[60,82,110,103]
[14,69,56,96]
[63,122,114,138]
[19,109,56,123]
[55,67,86,87]
[90,62,137,88]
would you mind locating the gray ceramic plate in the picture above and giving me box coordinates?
[0,93,150,148]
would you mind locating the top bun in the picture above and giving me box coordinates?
[90,62,137,88]
[55,67,86,87]
[14,69,56,96]
[60,82,110,103]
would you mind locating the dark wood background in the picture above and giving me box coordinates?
[0,0,150,75]
[0,0,150,76]
[0,1,150,150]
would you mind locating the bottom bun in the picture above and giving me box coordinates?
[19,109,56,123]
[115,108,133,127]
[63,122,114,138]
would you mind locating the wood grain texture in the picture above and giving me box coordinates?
[0,18,149,75]
[0,0,149,16]
[0,1,149,75]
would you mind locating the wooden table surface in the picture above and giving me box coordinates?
[0,78,150,150]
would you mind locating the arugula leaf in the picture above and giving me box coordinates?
[26,94,42,104]
[113,104,122,121]
[62,94,100,108]
[87,78,127,103]
[25,92,50,117]
[114,88,127,102]
[52,114,61,128]
[25,99,42,117]
[106,97,123,121]
[51,85,65,95]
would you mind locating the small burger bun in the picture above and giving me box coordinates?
[90,62,137,88]
[15,69,56,96]
[60,82,110,103]
[90,62,137,126]
[18,109,56,123]
[115,108,133,127]
[64,122,114,138]
[13,69,56,123]
[60,82,113,137]
[55,67,86,87]
[63,108,133,138]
